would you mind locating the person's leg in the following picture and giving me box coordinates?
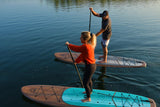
[83,79,92,94]
[82,71,92,102]
[82,64,96,102]
[82,76,91,96]
[99,39,110,63]
[103,46,108,62]
[81,79,91,103]
[89,64,96,93]
[89,79,93,92]
[99,41,105,59]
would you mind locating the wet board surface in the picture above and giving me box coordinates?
[54,52,147,68]
[21,85,156,107]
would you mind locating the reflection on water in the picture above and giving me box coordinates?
[96,67,107,89]
[45,0,159,9]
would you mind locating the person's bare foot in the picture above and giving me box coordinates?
[81,98,91,102]
[99,60,107,63]
[82,91,86,94]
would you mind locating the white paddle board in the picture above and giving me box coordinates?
[54,52,146,68]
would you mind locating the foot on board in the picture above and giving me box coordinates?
[98,60,107,63]
[81,98,91,102]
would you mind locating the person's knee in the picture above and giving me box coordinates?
[83,81,89,86]
[104,48,108,54]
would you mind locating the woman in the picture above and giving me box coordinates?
[65,31,96,102]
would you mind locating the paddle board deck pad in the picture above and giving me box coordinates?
[21,85,156,107]
[54,52,146,68]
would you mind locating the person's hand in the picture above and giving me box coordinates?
[65,41,69,45]
[89,7,93,11]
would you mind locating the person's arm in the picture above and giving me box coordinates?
[68,44,84,53]
[65,42,84,52]
[90,34,97,48]
[96,28,105,37]
[75,54,83,63]
[89,7,100,17]
[65,42,84,63]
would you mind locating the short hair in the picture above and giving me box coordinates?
[102,10,109,17]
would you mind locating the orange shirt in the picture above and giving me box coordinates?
[68,44,96,64]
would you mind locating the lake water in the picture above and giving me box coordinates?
[0,0,160,106]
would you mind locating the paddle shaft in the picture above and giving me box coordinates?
[89,10,91,32]
[67,46,84,88]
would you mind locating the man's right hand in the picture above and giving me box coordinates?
[89,7,93,11]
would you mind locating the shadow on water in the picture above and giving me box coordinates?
[94,67,107,90]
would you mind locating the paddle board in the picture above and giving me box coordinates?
[21,85,156,107]
[54,52,146,68]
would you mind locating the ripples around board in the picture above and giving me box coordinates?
[0,0,160,107]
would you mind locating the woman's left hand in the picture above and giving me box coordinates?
[65,41,69,45]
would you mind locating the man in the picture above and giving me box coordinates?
[89,7,112,63]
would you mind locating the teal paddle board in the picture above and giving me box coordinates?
[21,85,156,107]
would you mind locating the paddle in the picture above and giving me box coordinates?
[67,45,84,88]
[89,10,91,32]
